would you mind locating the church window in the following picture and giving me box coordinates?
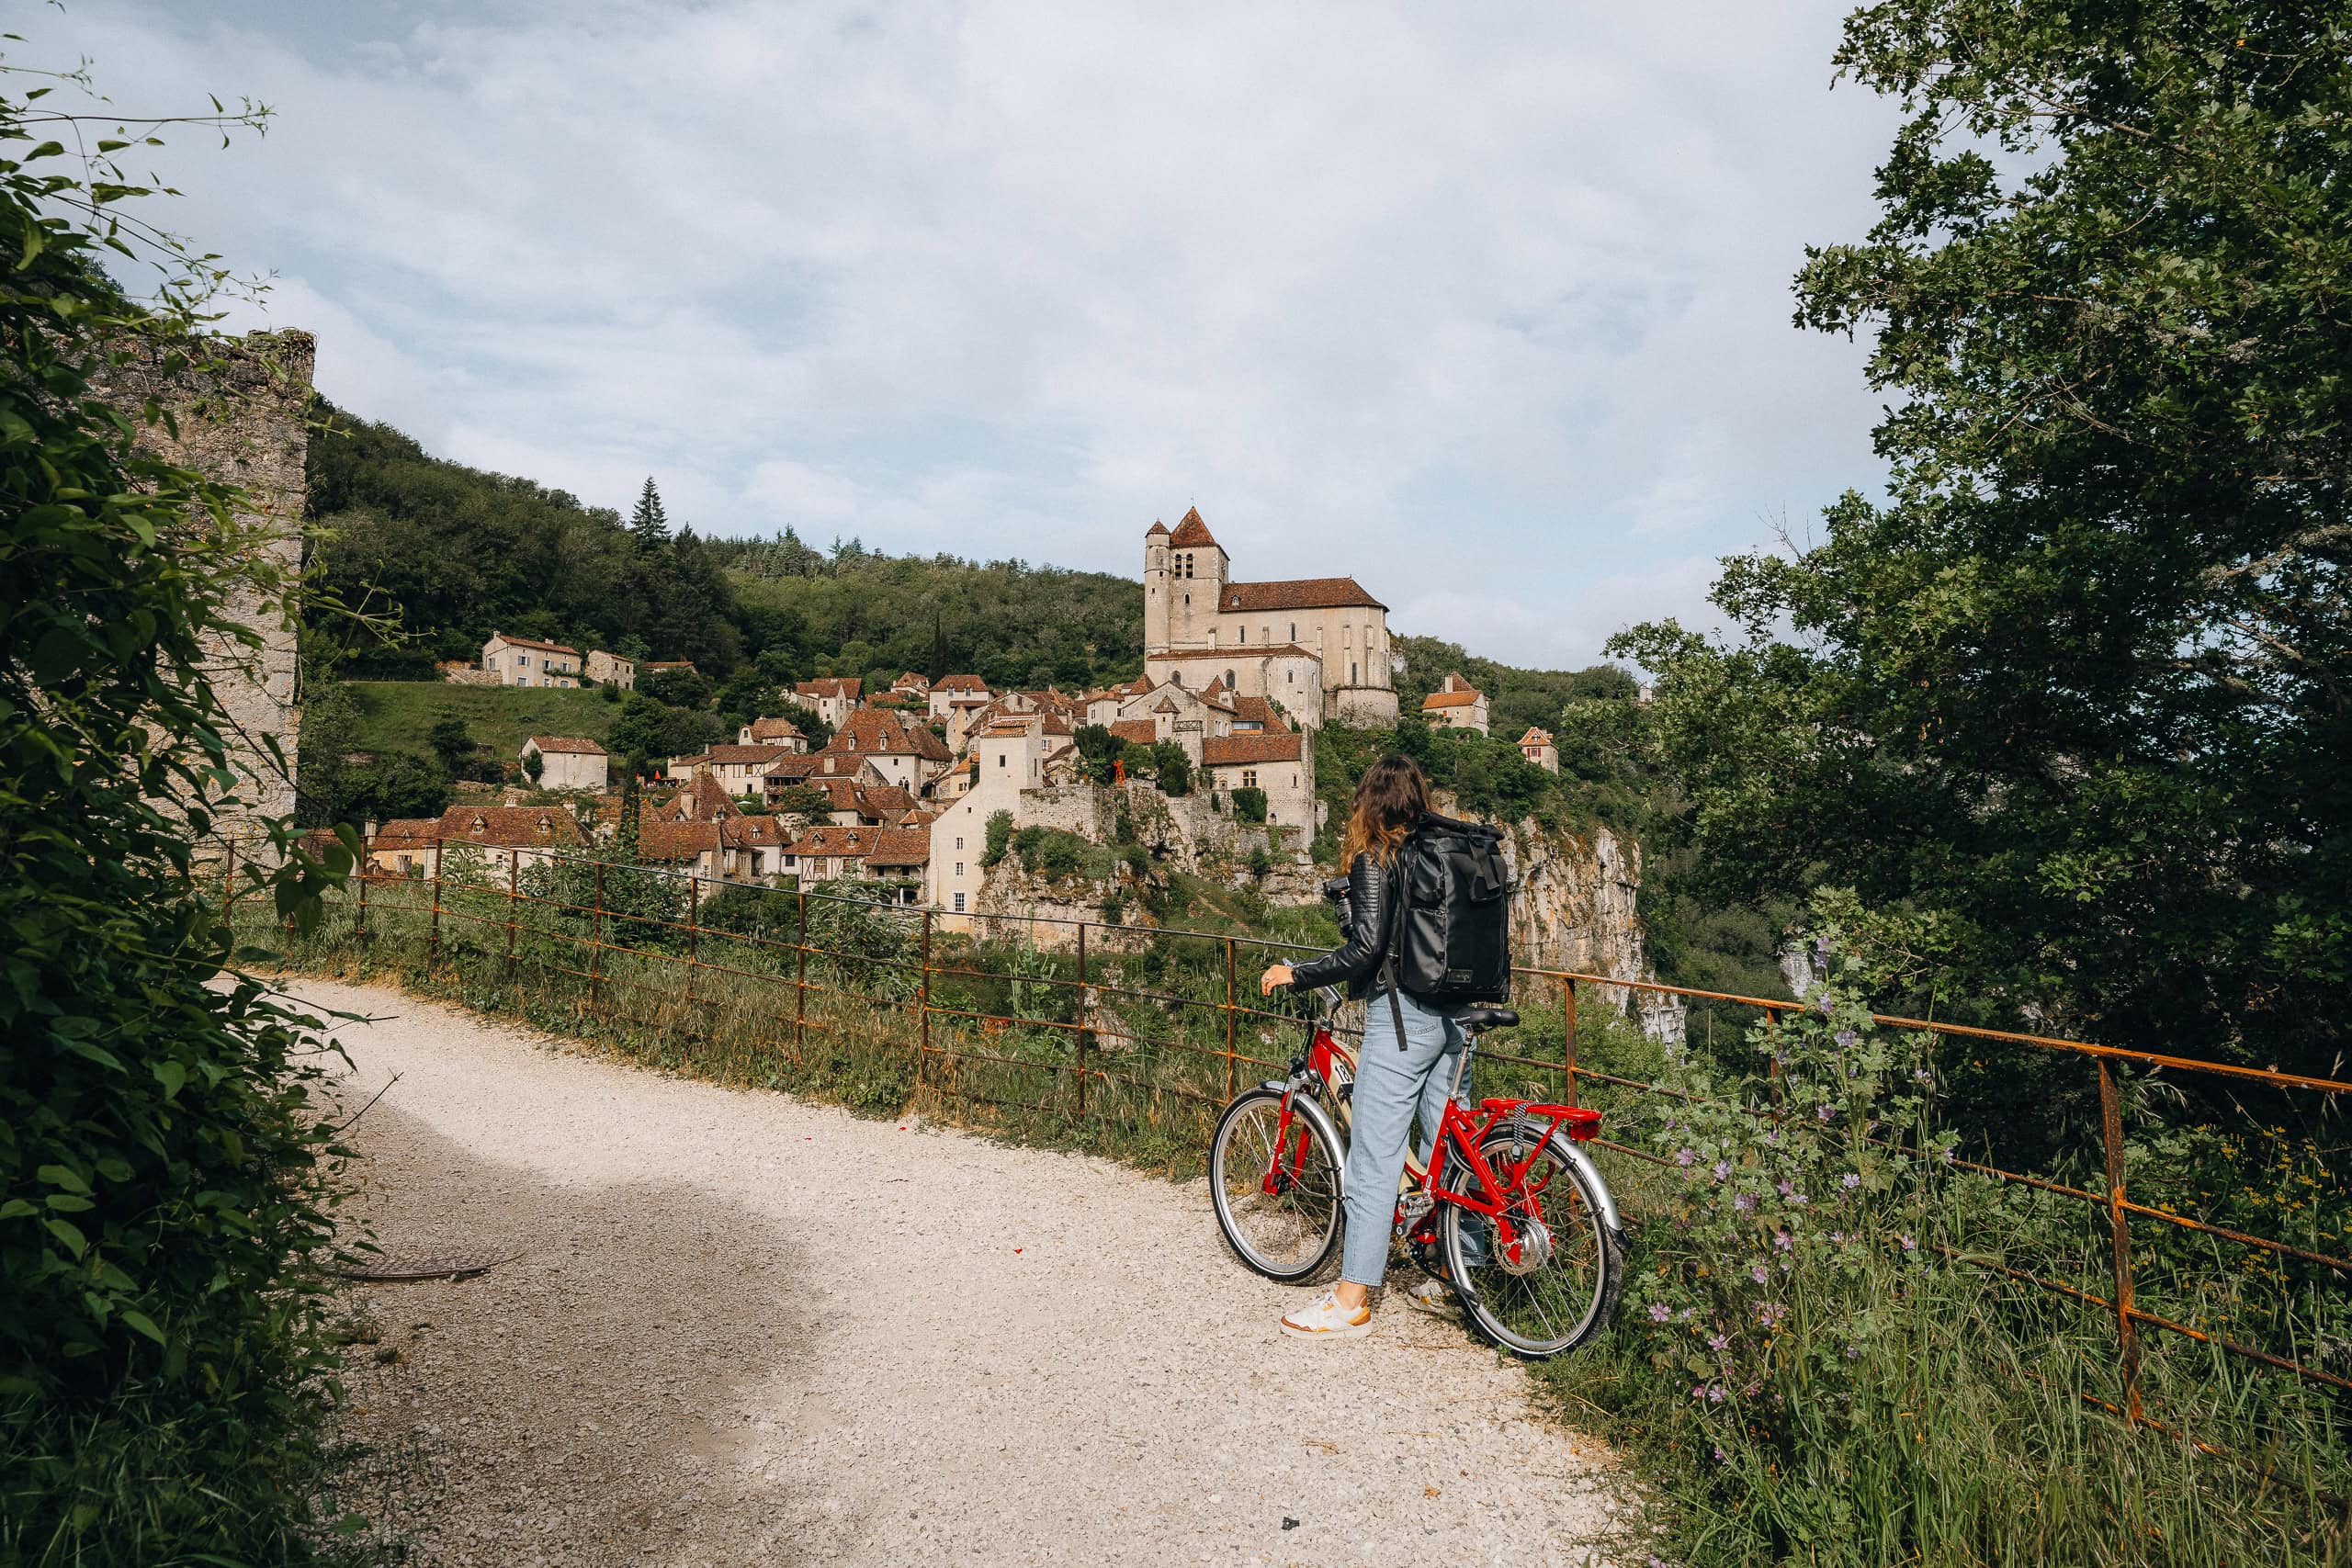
[1226,670,1236,687]
[1237,626,1245,644]
[1241,768,1258,788]
[1288,622,1296,641]
[1351,661,1359,682]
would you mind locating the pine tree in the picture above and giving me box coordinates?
[629,477,671,551]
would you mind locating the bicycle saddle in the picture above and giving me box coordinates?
[1453,1007,1518,1036]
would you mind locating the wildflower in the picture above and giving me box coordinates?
[1690,1383,1708,1400]
[1648,1302,1672,1323]
[1708,1332,1731,1352]
[1900,1234,1917,1251]
[1674,1147,1696,1168]
[1830,1231,1845,1243]
[1757,1301,1787,1327]
[1707,1383,1727,1404]
[1677,1306,1696,1322]
[1773,1229,1792,1251]
[1845,1343,1860,1359]
[1711,1447,1726,1464]
[1775,1179,1794,1198]
[1713,1160,1732,1182]
[1816,1104,1838,1122]
[1835,1028,1858,1049]
[1750,1263,1770,1284]
[1734,1191,1757,1213]
[1815,989,1835,1016]
[1780,1257,1794,1272]
[1913,1067,1934,1085]
[1839,1172,1861,1190]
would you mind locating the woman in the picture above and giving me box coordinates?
[1259,753,1479,1339]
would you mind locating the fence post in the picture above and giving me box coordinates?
[503,851,519,987]
[684,873,699,1023]
[1224,938,1238,1101]
[1074,920,1090,1120]
[355,833,369,946]
[1562,976,1579,1107]
[1766,1006,1783,1125]
[2098,1057,2143,1422]
[429,835,444,964]
[917,907,933,1091]
[222,838,236,914]
[794,886,808,1048]
[589,858,605,1014]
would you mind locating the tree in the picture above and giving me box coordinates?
[1616,1,2352,1097]
[521,747,544,786]
[641,663,711,709]
[0,62,356,1557]
[628,476,670,551]
[770,783,833,822]
[427,715,476,776]
[982,809,1015,868]
[1151,741,1193,797]
[1231,786,1268,824]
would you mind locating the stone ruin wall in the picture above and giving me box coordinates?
[88,330,313,847]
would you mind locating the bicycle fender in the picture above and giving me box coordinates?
[1552,1135,1623,1236]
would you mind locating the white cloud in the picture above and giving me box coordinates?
[17,0,1902,665]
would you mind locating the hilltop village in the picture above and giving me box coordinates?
[366,509,1553,923]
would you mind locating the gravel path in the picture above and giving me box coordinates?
[300,977,1626,1566]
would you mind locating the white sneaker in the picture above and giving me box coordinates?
[1398,1275,1453,1315]
[1280,1290,1373,1340]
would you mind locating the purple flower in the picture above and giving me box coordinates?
[1750,1263,1770,1284]
[1815,990,1835,1016]
[1789,1190,1809,1206]
[1690,1383,1708,1400]
[1775,1179,1794,1198]
[1734,1191,1757,1213]
[1816,1104,1838,1122]
[1648,1302,1672,1323]
[1840,1172,1862,1190]
[1845,1343,1861,1360]
[1757,1301,1788,1327]
[1900,1233,1917,1251]
[1835,1028,1859,1049]
[1913,1067,1935,1085]
[1707,1383,1727,1404]
[1713,1160,1732,1182]
[1830,1230,1845,1243]
[1712,1446,1726,1463]
[1708,1332,1731,1352]
[1677,1307,1696,1322]
[1773,1229,1792,1251]
[1674,1147,1696,1168]
[1780,1257,1794,1273]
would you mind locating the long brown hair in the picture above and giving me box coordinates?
[1341,753,1430,867]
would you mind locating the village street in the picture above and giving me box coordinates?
[301,978,1625,1567]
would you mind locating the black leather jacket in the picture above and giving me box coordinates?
[1290,852,1392,999]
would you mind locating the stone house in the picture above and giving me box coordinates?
[820,709,953,792]
[1421,672,1489,736]
[638,819,721,882]
[428,804,585,876]
[1201,730,1313,829]
[927,673,990,725]
[795,676,862,729]
[367,818,444,878]
[1143,507,1396,727]
[584,649,635,689]
[643,660,699,681]
[1518,726,1559,773]
[1111,676,1234,761]
[782,823,877,882]
[927,721,1055,922]
[737,716,808,751]
[757,752,892,803]
[673,744,800,794]
[520,735,608,792]
[481,632,581,688]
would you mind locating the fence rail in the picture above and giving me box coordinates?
[229,830,2351,1430]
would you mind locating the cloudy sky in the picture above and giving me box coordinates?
[23,1,1902,669]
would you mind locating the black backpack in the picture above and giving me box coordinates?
[1380,813,1511,1039]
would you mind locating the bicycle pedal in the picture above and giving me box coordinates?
[1396,1192,1434,1226]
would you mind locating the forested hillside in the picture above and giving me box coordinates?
[302,404,1146,692]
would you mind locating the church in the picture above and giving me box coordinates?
[1141,508,1399,728]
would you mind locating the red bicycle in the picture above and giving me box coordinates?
[1209,995,1624,1358]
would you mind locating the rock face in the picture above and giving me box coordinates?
[1498,818,1687,1043]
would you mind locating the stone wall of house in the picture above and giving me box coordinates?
[1329,685,1401,728]
[90,330,312,845]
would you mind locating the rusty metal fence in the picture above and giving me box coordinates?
[227,831,2351,1437]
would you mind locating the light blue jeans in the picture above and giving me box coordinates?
[1340,987,1486,1287]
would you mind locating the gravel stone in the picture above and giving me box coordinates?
[300,977,1625,1565]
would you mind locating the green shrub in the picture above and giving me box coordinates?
[1230,786,1267,824]
[982,810,1013,868]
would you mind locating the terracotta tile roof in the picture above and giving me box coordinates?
[705,744,797,766]
[1145,519,1170,537]
[1228,695,1286,729]
[760,755,831,783]
[1518,727,1553,747]
[686,773,735,821]
[720,815,789,848]
[797,676,862,700]
[1167,506,1217,549]
[826,709,953,762]
[527,735,605,756]
[371,818,440,852]
[744,716,805,742]
[1220,577,1385,613]
[893,671,930,690]
[639,820,719,860]
[1421,689,1482,709]
[1108,718,1158,746]
[865,827,932,868]
[934,673,989,693]
[860,783,917,814]
[433,807,584,847]
[786,824,874,859]
[1202,732,1304,766]
[491,632,581,656]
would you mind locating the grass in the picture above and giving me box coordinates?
[345,681,616,760]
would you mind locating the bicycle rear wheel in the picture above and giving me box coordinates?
[1210,1089,1345,1283]
[1440,1122,1622,1359]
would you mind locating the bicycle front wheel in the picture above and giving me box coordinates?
[1210,1089,1344,1283]
[1440,1122,1622,1359]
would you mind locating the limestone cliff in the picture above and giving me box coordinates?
[1498,818,1686,1043]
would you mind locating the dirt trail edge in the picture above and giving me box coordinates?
[299,977,1626,1567]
